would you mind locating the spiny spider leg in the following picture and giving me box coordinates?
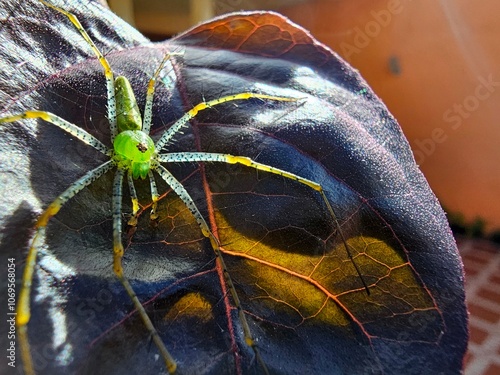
[127,172,140,226]
[126,171,160,227]
[0,111,110,155]
[142,50,184,135]
[143,53,172,135]
[112,169,177,374]
[15,160,114,375]
[159,152,370,294]
[148,170,160,220]
[39,0,118,139]
[155,93,298,152]
[154,165,270,375]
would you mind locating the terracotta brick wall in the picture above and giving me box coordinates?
[459,238,500,374]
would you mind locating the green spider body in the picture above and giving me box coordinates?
[115,75,143,131]
[113,129,155,179]
[113,76,156,180]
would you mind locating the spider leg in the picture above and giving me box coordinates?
[126,172,140,227]
[127,170,160,226]
[17,160,114,375]
[148,170,160,221]
[142,50,184,135]
[40,0,117,139]
[112,169,177,374]
[154,164,270,375]
[142,53,173,135]
[154,93,298,152]
[160,152,370,294]
[0,111,110,156]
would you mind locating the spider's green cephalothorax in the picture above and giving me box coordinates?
[112,75,155,179]
[113,130,155,179]
[115,76,142,131]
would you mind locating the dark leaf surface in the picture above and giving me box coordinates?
[0,1,467,374]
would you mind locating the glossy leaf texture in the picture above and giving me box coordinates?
[0,0,468,374]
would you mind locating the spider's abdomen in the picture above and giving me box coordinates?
[113,130,155,179]
[115,76,142,132]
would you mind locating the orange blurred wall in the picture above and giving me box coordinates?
[280,0,500,231]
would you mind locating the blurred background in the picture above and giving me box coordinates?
[106,1,500,373]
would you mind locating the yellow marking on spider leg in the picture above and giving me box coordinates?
[39,1,113,83]
[37,201,63,227]
[225,155,322,190]
[128,197,140,227]
[141,54,171,134]
[8,110,52,124]
[18,203,61,324]
[126,173,140,227]
[146,55,169,97]
[187,93,297,118]
[17,167,110,319]
[156,92,298,152]
[112,243,124,278]
[0,112,32,123]
[17,232,43,375]
[149,197,159,221]
[142,51,183,134]
[112,171,126,278]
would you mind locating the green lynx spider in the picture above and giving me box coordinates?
[1,1,368,374]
